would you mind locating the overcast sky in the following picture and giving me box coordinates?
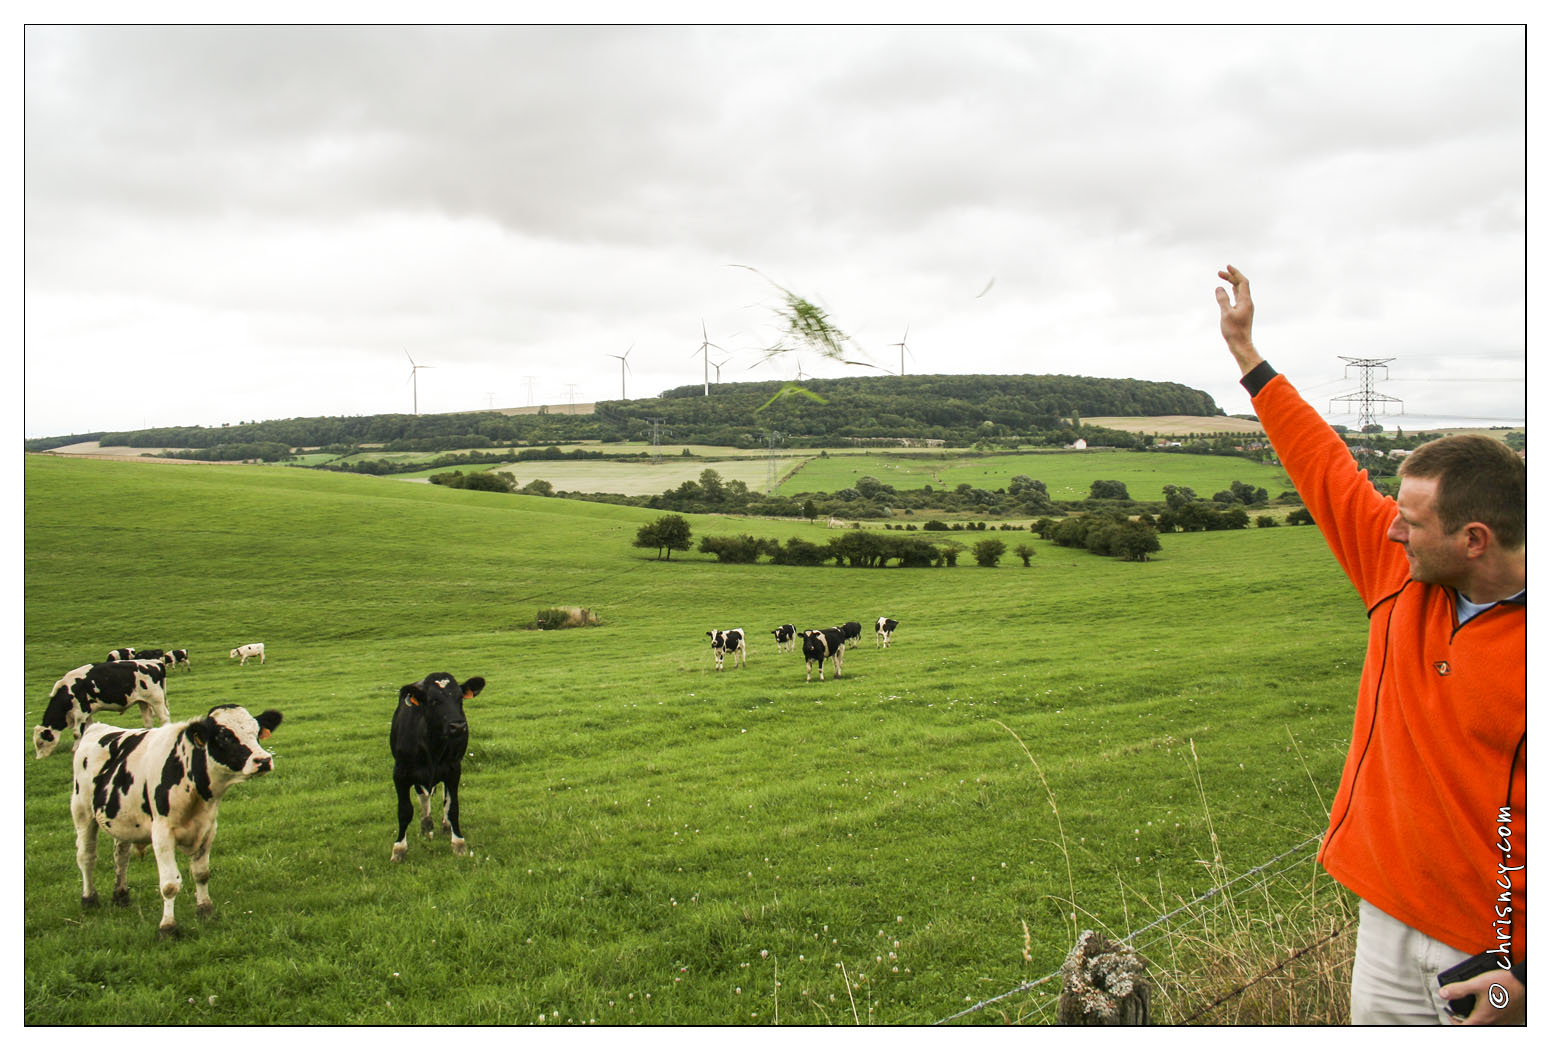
[22,24,1527,440]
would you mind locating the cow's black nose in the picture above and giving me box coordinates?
[254,756,272,774]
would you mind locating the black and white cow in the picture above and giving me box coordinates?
[34,660,172,758]
[107,648,136,662]
[838,621,863,646]
[133,648,166,662]
[390,672,486,862]
[167,648,190,670]
[706,628,747,670]
[229,643,265,665]
[771,624,796,653]
[875,617,900,648]
[801,627,848,682]
[70,704,282,936]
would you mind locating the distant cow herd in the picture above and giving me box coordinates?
[708,617,902,681]
[34,616,902,936]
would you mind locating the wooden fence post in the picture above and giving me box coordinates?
[1057,930,1151,1025]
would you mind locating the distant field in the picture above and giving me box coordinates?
[23,453,1361,1024]
[780,450,1292,504]
[38,442,1296,503]
[399,457,793,496]
[1085,416,1264,435]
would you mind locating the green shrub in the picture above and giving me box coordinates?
[972,537,1006,567]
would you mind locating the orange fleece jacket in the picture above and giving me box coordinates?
[1251,369,1525,962]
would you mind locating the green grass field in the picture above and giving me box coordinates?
[313,445,1293,507]
[777,449,1291,504]
[22,454,1361,1025]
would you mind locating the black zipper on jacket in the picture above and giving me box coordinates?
[1325,583,1408,847]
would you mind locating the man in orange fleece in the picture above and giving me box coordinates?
[1214,266,1525,1025]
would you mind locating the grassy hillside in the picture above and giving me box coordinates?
[22,455,1362,1024]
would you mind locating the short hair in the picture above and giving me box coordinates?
[1399,435,1526,548]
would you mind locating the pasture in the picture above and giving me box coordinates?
[22,454,1361,1025]
[777,449,1290,505]
[390,445,1291,508]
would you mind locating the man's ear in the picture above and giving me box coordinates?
[1461,522,1494,557]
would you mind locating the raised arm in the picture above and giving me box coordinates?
[1215,265,1266,377]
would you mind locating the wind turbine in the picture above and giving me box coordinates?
[890,324,915,377]
[710,356,730,385]
[406,351,434,415]
[606,345,634,400]
[691,320,727,396]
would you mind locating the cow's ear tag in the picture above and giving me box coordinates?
[406,696,420,707]
[462,689,475,700]
[258,728,272,740]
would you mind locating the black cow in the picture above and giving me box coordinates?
[838,621,863,645]
[390,672,486,862]
[34,660,171,758]
[801,627,848,682]
[875,617,900,648]
[771,624,796,653]
[706,628,747,670]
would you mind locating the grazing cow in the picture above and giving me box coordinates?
[838,621,863,646]
[70,704,282,936]
[771,624,796,653]
[34,660,171,759]
[801,627,848,682]
[229,643,265,666]
[706,628,747,670]
[167,649,191,670]
[391,672,486,862]
[875,617,900,648]
[133,648,166,662]
[107,648,136,662]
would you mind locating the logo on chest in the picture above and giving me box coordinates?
[1433,661,1451,676]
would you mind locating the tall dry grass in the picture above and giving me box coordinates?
[986,736,1356,1026]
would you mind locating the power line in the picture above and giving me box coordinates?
[1383,377,1525,384]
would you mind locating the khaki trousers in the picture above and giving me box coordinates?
[1350,900,1471,1025]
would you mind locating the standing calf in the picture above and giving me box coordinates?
[771,624,796,653]
[70,704,282,936]
[801,627,848,681]
[706,628,747,670]
[229,643,265,665]
[875,617,900,648]
[391,672,486,862]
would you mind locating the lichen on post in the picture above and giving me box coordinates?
[1057,930,1151,1025]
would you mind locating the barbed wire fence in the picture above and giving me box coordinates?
[934,830,1342,1025]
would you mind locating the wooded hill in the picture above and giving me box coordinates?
[27,373,1224,453]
